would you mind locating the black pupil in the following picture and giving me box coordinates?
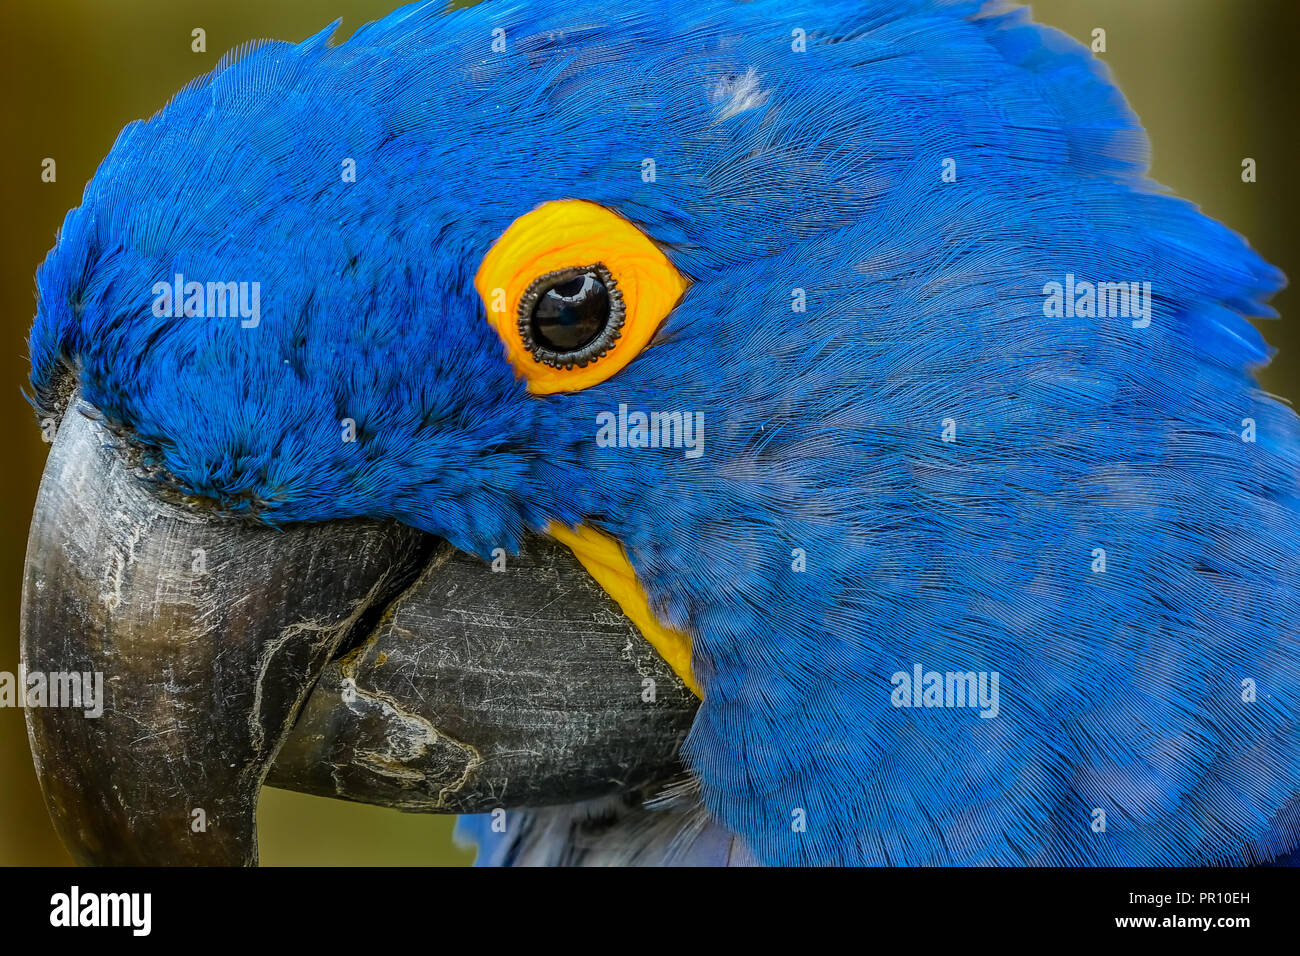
[530,272,610,352]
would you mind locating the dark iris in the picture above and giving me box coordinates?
[529,271,610,352]
[518,264,625,370]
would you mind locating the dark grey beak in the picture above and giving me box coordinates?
[21,396,696,865]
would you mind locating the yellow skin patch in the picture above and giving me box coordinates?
[476,200,689,394]
[549,522,701,698]
[478,201,697,693]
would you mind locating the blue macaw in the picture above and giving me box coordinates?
[22,0,1299,867]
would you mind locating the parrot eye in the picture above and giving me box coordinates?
[518,265,624,369]
[477,199,690,394]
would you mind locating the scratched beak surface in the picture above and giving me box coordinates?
[22,397,697,865]
[21,399,430,865]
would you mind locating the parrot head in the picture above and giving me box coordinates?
[24,0,1300,866]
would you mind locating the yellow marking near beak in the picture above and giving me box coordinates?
[548,522,701,698]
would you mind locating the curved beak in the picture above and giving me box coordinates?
[21,397,696,865]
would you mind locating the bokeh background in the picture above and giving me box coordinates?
[1,0,1296,865]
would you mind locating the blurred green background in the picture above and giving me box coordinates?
[1,0,1296,865]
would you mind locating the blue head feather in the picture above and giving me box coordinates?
[29,0,1297,864]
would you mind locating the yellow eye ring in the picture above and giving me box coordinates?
[476,200,689,394]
